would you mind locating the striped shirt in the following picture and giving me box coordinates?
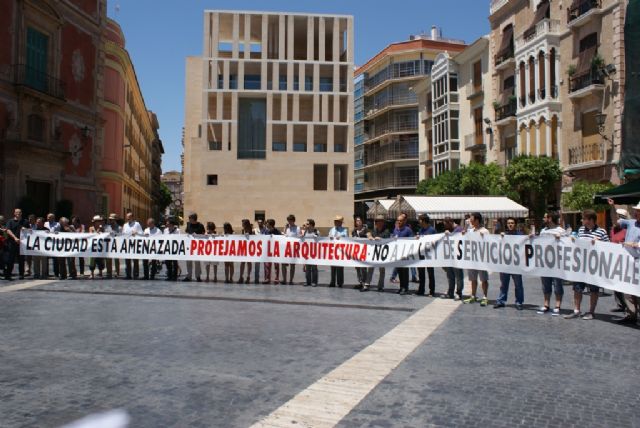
[577,225,609,242]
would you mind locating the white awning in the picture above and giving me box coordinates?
[366,199,395,219]
[387,196,530,220]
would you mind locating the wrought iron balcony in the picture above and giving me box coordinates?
[13,64,65,99]
[495,99,517,123]
[567,0,602,26]
[464,133,486,151]
[494,48,514,69]
[567,141,606,166]
[569,70,604,97]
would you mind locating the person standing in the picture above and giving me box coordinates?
[442,217,464,300]
[104,214,121,279]
[239,219,254,284]
[122,212,143,279]
[184,213,205,282]
[5,208,29,280]
[463,212,490,306]
[253,219,266,284]
[88,215,106,279]
[351,216,369,290]
[536,211,566,315]
[328,215,348,287]
[164,218,180,281]
[44,212,61,278]
[392,213,414,295]
[71,216,86,278]
[204,222,219,283]
[281,214,300,285]
[31,217,49,279]
[57,217,77,280]
[222,222,235,283]
[493,217,524,310]
[608,199,640,324]
[262,219,281,284]
[609,207,630,314]
[143,218,161,280]
[416,214,437,296]
[363,215,390,292]
[25,214,36,277]
[301,219,319,287]
[564,209,609,320]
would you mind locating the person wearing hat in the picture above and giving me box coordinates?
[88,215,106,279]
[608,199,639,324]
[363,215,390,292]
[104,213,121,279]
[328,215,348,287]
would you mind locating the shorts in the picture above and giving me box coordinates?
[573,282,599,293]
[468,269,488,282]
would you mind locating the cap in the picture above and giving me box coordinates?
[617,208,630,219]
[108,213,118,220]
[374,214,386,221]
[92,215,104,222]
[334,215,344,222]
[632,203,640,211]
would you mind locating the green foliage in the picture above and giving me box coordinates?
[505,155,562,195]
[417,162,510,197]
[156,182,172,213]
[416,169,462,196]
[562,181,614,212]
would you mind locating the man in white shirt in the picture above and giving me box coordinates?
[462,212,490,306]
[281,214,301,285]
[536,211,566,316]
[122,211,143,279]
[164,217,180,280]
[143,218,161,280]
[44,213,60,277]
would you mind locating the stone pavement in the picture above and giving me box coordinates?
[1,264,639,427]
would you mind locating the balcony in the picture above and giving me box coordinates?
[421,107,433,123]
[494,48,515,71]
[363,121,419,144]
[567,141,606,168]
[567,0,603,28]
[568,71,604,100]
[494,99,517,125]
[466,84,484,100]
[13,64,65,100]
[364,94,418,120]
[363,143,418,168]
[464,133,486,151]
[419,150,433,165]
[364,175,419,192]
[515,19,561,51]
[490,0,510,14]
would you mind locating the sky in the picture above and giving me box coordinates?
[107,0,491,173]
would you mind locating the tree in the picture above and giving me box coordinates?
[416,162,509,197]
[156,182,172,214]
[562,181,614,212]
[416,169,462,195]
[505,155,562,218]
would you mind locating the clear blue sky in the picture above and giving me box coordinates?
[107,0,490,173]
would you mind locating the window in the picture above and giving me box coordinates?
[208,141,222,150]
[313,164,328,191]
[314,143,327,152]
[254,210,265,222]
[238,98,266,159]
[26,27,49,92]
[503,75,515,91]
[579,33,598,53]
[27,114,44,141]
[319,77,333,92]
[473,61,482,90]
[333,165,348,191]
[272,141,286,151]
[244,75,261,90]
[293,142,307,152]
[206,175,218,185]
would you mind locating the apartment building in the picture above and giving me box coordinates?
[414,36,494,180]
[354,30,465,214]
[489,0,627,193]
[183,11,354,229]
[101,18,161,221]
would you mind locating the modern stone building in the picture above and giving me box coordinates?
[353,30,466,215]
[183,10,354,229]
[100,18,161,221]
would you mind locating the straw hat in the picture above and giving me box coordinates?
[334,215,344,222]
[617,208,630,219]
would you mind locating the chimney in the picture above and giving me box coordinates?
[431,25,440,40]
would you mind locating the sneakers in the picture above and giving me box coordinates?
[563,310,581,319]
[480,297,488,307]
[515,303,523,311]
[493,302,505,309]
[463,296,477,304]
[536,306,550,315]
[581,312,595,320]
[552,307,561,316]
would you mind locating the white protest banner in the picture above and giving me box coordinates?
[20,230,640,296]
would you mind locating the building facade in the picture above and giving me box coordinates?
[183,11,354,229]
[353,30,466,215]
[0,0,106,221]
[161,170,182,217]
[101,18,160,221]
[489,0,627,200]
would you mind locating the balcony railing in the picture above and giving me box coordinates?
[364,176,419,191]
[364,143,419,166]
[13,64,65,99]
[515,19,561,50]
[567,0,602,24]
[464,133,485,150]
[495,99,517,122]
[569,70,604,93]
[419,150,432,164]
[568,141,606,166]
[364,94,418,116]
[364,121,419,141]
[494,47,514,68]
[490,0,509,14]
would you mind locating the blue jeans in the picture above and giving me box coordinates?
[540,277,564,297]
[444,267,464,297]
[497,272,524,305]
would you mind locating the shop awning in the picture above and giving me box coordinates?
[366,199,395,219]
[594,179,640,205]
[387,196,529,221]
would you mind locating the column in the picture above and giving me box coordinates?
[278,15,285,60]
[244,14,251,59]
[556,120,563,166]
[261,15,268,60]
[545,119,552,157]
[544,52,551,100]
[307,17,314,61]
[554,54,561,99]
[232,14,239,58]
[524,63,530,107]
[535,122,541,156]
[534,58,540,102]
[318,17,325,62]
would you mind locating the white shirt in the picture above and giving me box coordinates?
[540,226,566,236]
[284,224,300,237]
[45,221,60,232]
[164,226,180,235]
[144,226,161,236]
[122,220,143,235]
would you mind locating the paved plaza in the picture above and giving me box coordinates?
[1,264,639,427]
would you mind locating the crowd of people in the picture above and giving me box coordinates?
[0,202,638,325]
